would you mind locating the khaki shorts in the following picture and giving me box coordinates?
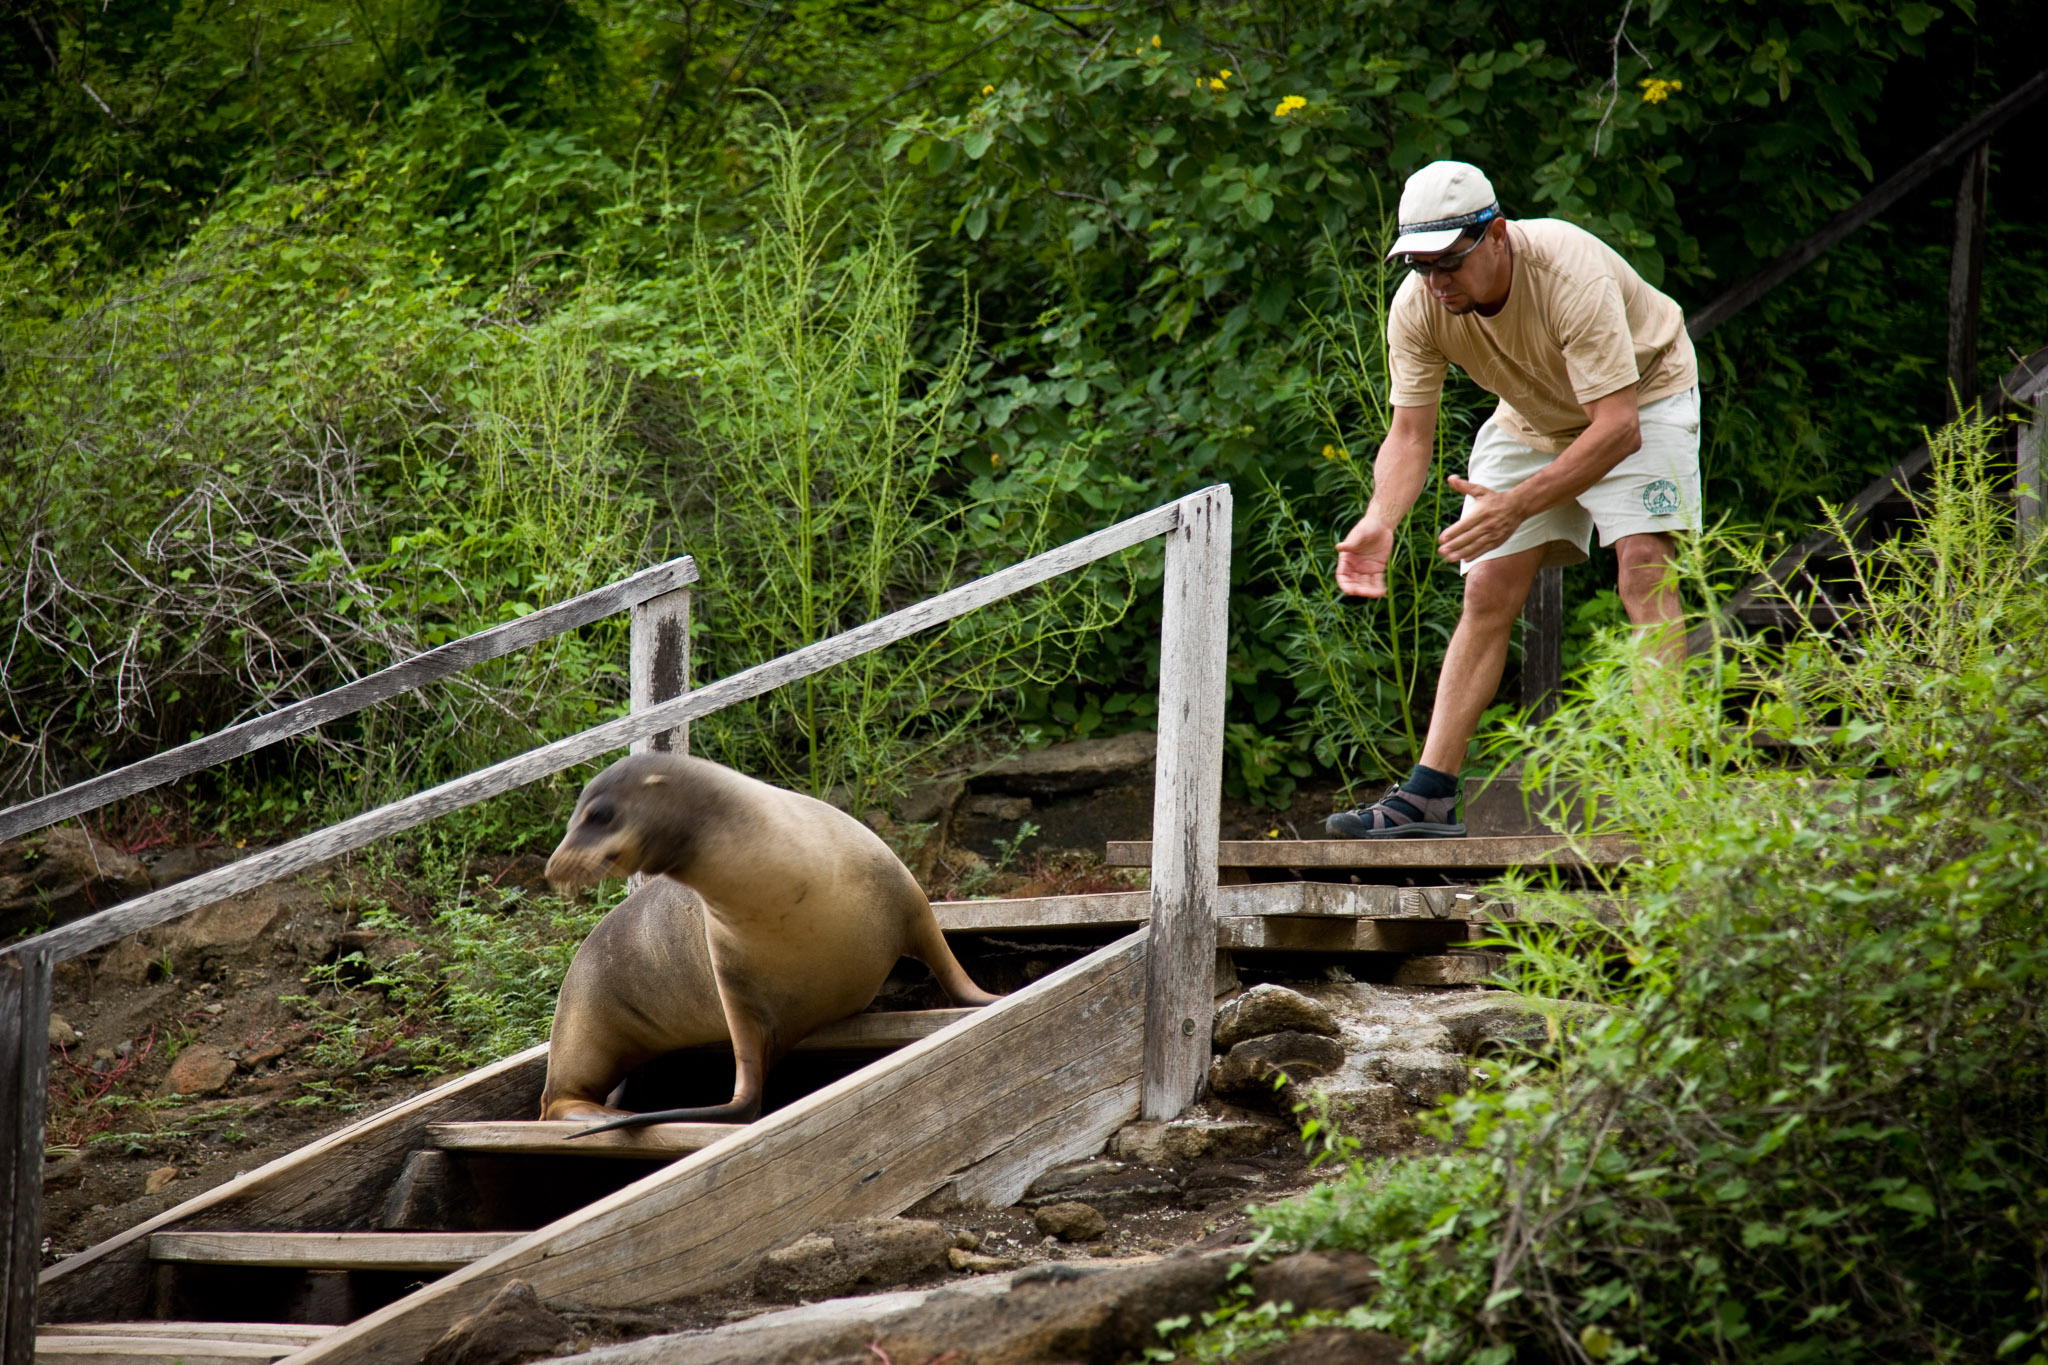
[1458,386,1702,572]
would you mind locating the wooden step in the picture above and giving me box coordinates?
[38,1326,332,1346]
[426,1121,744,1159]
[931,881,1487,934]
[1104,835,1636,873]
[36,1336,300,1365]
[147,1231,519,1272]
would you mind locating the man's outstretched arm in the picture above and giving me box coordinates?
[1436,387,1642,563]
[1335,399,1439,598]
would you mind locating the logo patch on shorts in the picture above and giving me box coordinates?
[1641,478,1681,516]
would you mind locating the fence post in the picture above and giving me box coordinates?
[1,946,53,1365]
[1142,487,1232,1120]
[2020,378,2046,545]
[1521,565,1563,721]
[630,586,692,758]
[1947,139,1990,415]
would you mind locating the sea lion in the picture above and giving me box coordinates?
[540,752,999,1133]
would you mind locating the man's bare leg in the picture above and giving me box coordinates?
[1418,545,1550,775]
[1614,531,1683,662]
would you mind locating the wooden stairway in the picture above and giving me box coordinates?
[32,872,1556,1365]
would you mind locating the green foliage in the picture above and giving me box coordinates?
[1226,414,2048,1361]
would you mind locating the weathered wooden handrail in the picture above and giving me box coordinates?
[1,489,1232,1365]
[0,558,701,845]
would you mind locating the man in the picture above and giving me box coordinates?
[1326,160,1699,839]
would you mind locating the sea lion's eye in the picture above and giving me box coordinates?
[585,805,614,827]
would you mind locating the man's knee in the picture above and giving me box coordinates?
[1459,562,1537,629]
[1615,533,1680,617]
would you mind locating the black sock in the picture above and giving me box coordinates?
[1379,763,1458,822]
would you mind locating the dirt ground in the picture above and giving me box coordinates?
[32,774,1367,1268]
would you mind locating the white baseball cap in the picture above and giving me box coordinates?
[1386,160,1501,259]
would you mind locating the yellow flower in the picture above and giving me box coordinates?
[1274,94,1308,116]
[1151,34,1161,47]
[1321,444,1337,459]
[1208,77,1227,90]
[1638,76,1684,104]
[1219,69,1231,78]
[982,84,994,94]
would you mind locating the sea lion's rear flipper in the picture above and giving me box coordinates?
[905,902,1002,1007]
[566,1099,761,1138]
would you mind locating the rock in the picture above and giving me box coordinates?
[48,1013,80,1048]
[422,1279,573,1365]
[948,1247,1020,1274]
[154,885,312,969]
[752,1219,955,1301]
[0,827,150,938]
[1296,1079,1415,1151]
[145,845,240,888]
[43,1154,86,1191]
[1018,1161,1180,1216]
[1209,1031,1349,1104]
[144,1166,179,1195]
[892,779,964,827]
[1033,1201,1107,1243]
[1250,1250,1378,1313]
[1213,985,1340,1050]
[1180,1161,1271,1211]
[97,936,157,987]
[1364,1050,1469,1106]
[1391,952,1506,987]
[972,731,1158,798]
[1110,1118,1286,1167]
[577,1251,1238,1365]
[960,793,1034,821]
[1234,1326,1408,1365]
[159,1045,237,1097]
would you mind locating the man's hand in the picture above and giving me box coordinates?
[1336,516,1395,597]
[1436,477,1526,563]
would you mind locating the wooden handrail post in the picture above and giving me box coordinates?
[630,585,693,757]
[2018,376,2047,545]
[1,946,52,1365]
[1521,565,1563,721]
[1142,486,1233,1120]
[1948,140,1990,415]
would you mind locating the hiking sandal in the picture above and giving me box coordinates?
[1324,787,1467,839]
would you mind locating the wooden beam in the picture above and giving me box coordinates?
[278,931,1151,1365]
[1104,835,1635,872]
[1143,486,1232,1120]
[1,947,50,1365]
[33,1336,301,1365]
[1687,66,2048,339]
[38,1046,548,1324]
[928,883,1486,933]
[1947,141,1990,412]
[425,1122,738,1160]
[1217,918,1465,953]
[629,585,692,759]
[0,559,700,845]
[39,1326,331,1346]
[1521,565,1563,721]
[147,1232,517,1273]
[2020,387,2046,545]
[8,493,1202,967]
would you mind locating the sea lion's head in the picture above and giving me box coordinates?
[546,753,701,889]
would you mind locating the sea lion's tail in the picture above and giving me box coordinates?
[907,905,1002,1007]
[567,1102,758,1139]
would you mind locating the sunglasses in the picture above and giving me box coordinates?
[1401,231,1486,277]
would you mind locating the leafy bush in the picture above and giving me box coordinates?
[1209,413,2048,1362]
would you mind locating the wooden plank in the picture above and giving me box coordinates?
[147,1233,517,1273]
[928,883,1481,933]
[1218,918,1466,953]
[1104,835,1636,872]
[279,931,1152,1365]
[38,1328,331,1346]
[425,1122,740,1160]
[1947,140,1989,411]
[0,559,700,845]
[1143,485,1232,1120]
[34,1336,300,1365]
[794,1009,979,1050]
[37,1046,548,1324]
[2021,394,2046,545]
[1521,565,1563,720]
[3,948,51,1365]
[630,585,692,759]
[1686,67,2048,339]
[10,492,1203,967]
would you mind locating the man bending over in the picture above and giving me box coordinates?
[1327,160,1699,839]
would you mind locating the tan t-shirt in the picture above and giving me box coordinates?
[1387,219,1697,453]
